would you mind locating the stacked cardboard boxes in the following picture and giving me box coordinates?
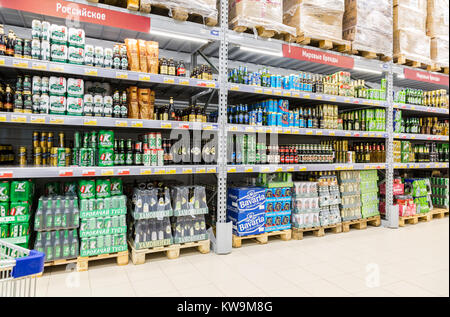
[427,0,449,68]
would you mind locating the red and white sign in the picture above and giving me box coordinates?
[0,0,151,33]
[282,45,354,69]
[403,68,449,86]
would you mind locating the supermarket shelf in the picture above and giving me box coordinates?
[228,83,388,107]
[227,124,387,138]
[0,56,218,89]
[0,112,219,131]
[392,64,449,90]
[393,162,449,169]
[393,103,449,115]
[393,133,449,141]
[0,165,218,179]
[226,163,386,174]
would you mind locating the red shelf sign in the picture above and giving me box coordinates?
[403,68,449,86]
[282,45,354,69]
[0,0,151,33]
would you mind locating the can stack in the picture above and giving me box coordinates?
[141,132,164,166]
[431,177,449,209]
[33,181,80,262]
[339,171,362,221]
[0,180,33,248]
[78,178,127,257]
[291,181,320,229]
[30,130,71,167]
[317,173,342,226]
[360,170,380,218]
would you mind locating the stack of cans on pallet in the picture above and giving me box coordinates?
[33,181,80,261]
[360,170,381,218]
[431,177,449,208]
[339,171,362,221]
[291,181,320,229]
[0,180,33,248]
[317,174,341,226]
[78,178,127,257]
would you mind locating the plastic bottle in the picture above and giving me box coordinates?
[54,231,61,260]
[45,197,54,230]
[35,197,44,230]
[62,230,70,258]
[35,232,44,254]
[62,197,70,228]
[72,198,79,227]
[45,231,53,261]
[54,196,62,229]
[70,230,78,258]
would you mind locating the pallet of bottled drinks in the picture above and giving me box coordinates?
[342,215,381,232]
[231,230,292,248]
[431,208,449,219]
[291,223,342,240]
[398,213,432,227]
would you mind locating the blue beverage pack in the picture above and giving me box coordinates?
[227,187,266,236]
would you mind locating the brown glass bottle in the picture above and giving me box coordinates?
[0,25,6,56]
[4,84,13,112]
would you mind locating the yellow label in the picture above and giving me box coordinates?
[167,168,176,174]
[115,120,128,127]
[344,99,350,103]
[245,167,253,173]
[229,126,238,131]
[345,132,351,137]
[196,168,206,174]
[292,92,300,97]
[230,85,240,91]
[154,169,165,175]
[101,169,114,176]
[30,116,45,123]
[115,72,128,79]
[140,169,152,175]
[329,97,337,101]
[11,115,26,123]
[83,119,97,126]
[13,60,28,68]
[303,94,310,98]
[179,79,190,85]
[255,128,264,133]
[298,166,307,171]
[266,129,272,133]
[0,115,7,122]
[411,135,416,139]
[306,130,313,135]
[0,58,4,65]
[84,68,98,76]
[316,131,323,135]
[329,131,335,136]
[264,89,273,94]
[276,167,283,172]
[207,168,216,173]
[161,123,172,129]
[139,75,150,81]
[284,129,291,134]
[50,65,64,72]
[410,106,416,110]
[425,164,431,168]
[276,128,283,134]
[182,168,193,174]
[261,167,270,173]
[228,167,237,173]
[364,165,373,169]
[287,167,294,172]
[369,133,375,137]
[316,95,323,99]
[203,125,213,130]
[163,77,175,84]
[245,127,255,132]
[32,62,47,70]
[206,82,215,88]
[362,133,368,137]
[254,88,263,94]
[292,129,299,134]
[274,90,282,96]
[131,121,143,128]
[283,91,291,97]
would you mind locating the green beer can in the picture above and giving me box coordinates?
[57,148,66,166]
[80,238,89,251]
[0,181,10,202]
[89,131,97,148]
[104,216,112,229]
[78,179,96,200]
[73,131,81,148]
[96,179,111,198]
[98,130,114,148]
[98,148,114,167]
[97,235,104,248]
[110,178,123,196]
[0,224,8,238]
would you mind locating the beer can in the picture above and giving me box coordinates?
[71,148,79,166]
[112,216,119,228]
[79,148,89,167]
[0,224,8,238]
[96,197,105,210]
[80,218,88,231]
[89,237,97,250]
[155,133,162,149]
[88,218,96,231]
[151,149,158,166]
[31,39,41,59]
[33,147,42,166]
[96,217,104,230]
[57,148,66,166]
[90,131,97,148]
[47,132,54,149]
[113,234,120,246]
[74,131,81,148]
[80,238,89,251]
[40,132,47,148]
[157,149,164,166]
[104,216,112,229]
[104,234,112,247]
[149,133,156,149]
[103,197,111,210]
[119,215,126,227]
[143,149,151,166]
[97,235,104,249]
[65,148,71,166]
[79,199,89,212]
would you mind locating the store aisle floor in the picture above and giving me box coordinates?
[36,217,449,297]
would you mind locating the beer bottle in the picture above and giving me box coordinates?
[114,139,120,166]
[168,97,176,121]
[161,104,169,121]
[113,90,121,118]
[118,139,125,165]
[168,58,176,76]
[4,84,13,112]
[354,111,360,131]
[120,91,128,118]
[177,60,186,77]
[160,58,168,75]
[189,105,196,122]
[126,139,133,165]
[6,30,14,56]
[0,25,5,56]
[134,141,143,166]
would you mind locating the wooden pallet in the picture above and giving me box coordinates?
[292,223,342,240]
[399,212,432,227]
[129,240,210,265]
[76,251,129,272]
[342,215,381,232]
[139,3,217,26]
[427,64,449,74]
[350,48,392,62]
[232,229,292,248]
[231,25,282,39]
[35,258,79,277]
[284,34,352,54]
[393,54,432,69]
[431,208,449,219]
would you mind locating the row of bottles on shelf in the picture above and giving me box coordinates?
[393,110,448,135]
[395,88,448,108]
[15,129,217,167]
[395,141,449,163]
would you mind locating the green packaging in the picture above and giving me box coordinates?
[98,148,114,167]
[0,202,9,217]
[110,178,122,196]
[0,181,10,202]
[10,180,32,202]
[9,201,30,216]
[0,224,8,238]
[78,179,96,200]
[45,182,60,196]
[96,179,111,198]
[64,182,78,195]
[98,130,114,148]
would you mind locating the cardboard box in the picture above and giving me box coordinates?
[394,29,431,64]
[394,4,427,34]
[431,37,449,66]
[426,0,449,37]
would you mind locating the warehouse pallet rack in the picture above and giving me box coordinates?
[0,0,448,256]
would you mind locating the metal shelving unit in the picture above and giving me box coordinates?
[0,0,448,252]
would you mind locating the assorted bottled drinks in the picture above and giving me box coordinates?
[339,109,386,132]
[0,144,14,165]
[395,88,449,108]
[395,141,449,163]
[323,140,386,164]
[394,115,449,136]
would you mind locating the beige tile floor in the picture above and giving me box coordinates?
[36,217,449,297]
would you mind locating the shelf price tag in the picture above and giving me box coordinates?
[13,60,29,68]
[306,130,313,135]
[245,167,254,173]
[266,128,273,134]
[49,64,65,72]
[227,167,237,173]
[11,115,26,123]
[229,126,238,132]
[167,168,176,174]
[196,168,206,174]
[287,167,294,172]
[275,167,283,172]
[206,82,216,88]
[292,92,300,98]
[30,116,45,123]
[154,168,165,175]
[139,74,151,81]
[163,77,175,84]
[59,170,73,177]
[115,120,128,127]
[83,118,97,126]
[84,68,98,76]
[32,62,47,70]
[101,169,114,176]
[283,91,291,97]
[329,97,337,101]
[264,89,273,95]
[328,131,335,136]
[298,166,307,171]
[303,94,310,99]
[160,122,172,129]
[369,133,375,137]
[50,116,64,124]
[344,98,350,103]
[0,171,13,178]
[230,84,240,91]
[0,58,4,65]
[0,114,6,122]
[131,121,143,128]
[140,168,152,175]
[179,79,190,85]
[82,170,96,177]
[115,72,128,79]
[292,129,299,134]
[117,169,130,176]
[276,128,283,134]
[245,127,255,133]
[284,128,291,134]
[316,94,323,100]
[316,131,323,135]
[255,128,264,133]
[362,133,368,137]
[254,88,263,94]
[207,167,216,173]
[182,168,193,174]
[274,90,282,96]
[261,167,271,173]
